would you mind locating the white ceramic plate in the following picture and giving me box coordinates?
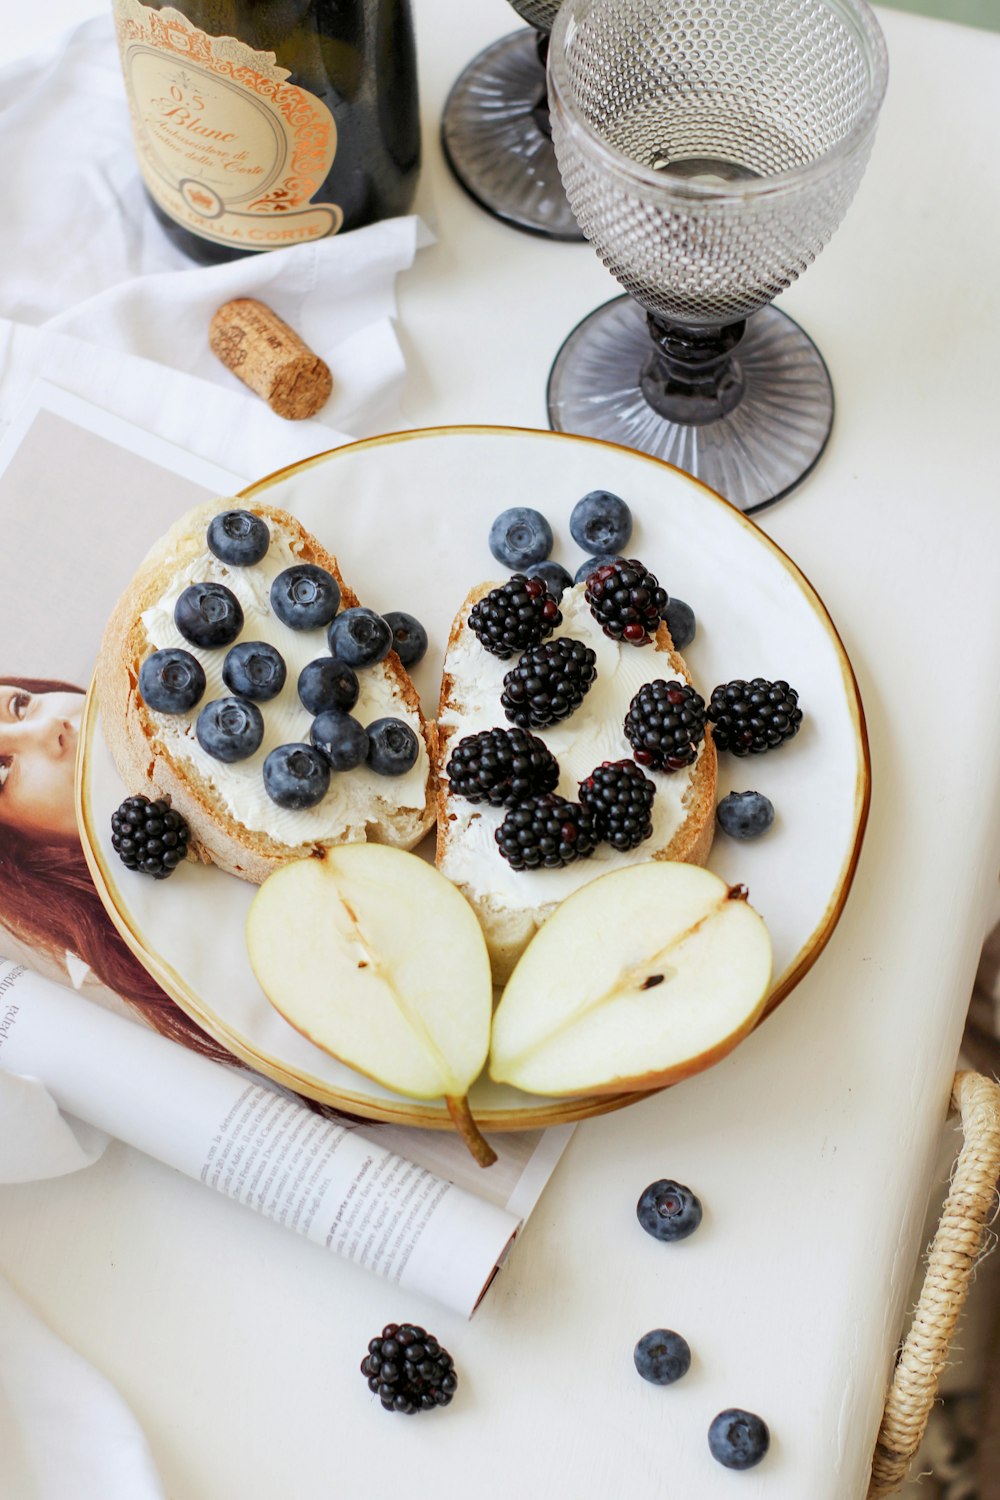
[79,426,869,1131]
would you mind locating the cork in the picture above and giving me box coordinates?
[209,298,333,420]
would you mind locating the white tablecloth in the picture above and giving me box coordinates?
[2,5,999,1499]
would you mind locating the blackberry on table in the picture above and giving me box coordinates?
[500,637,597,729]
[707,678,802,756]
[446,727,559,808]
[585,558,668,645]
[579,760,655,851]
[111,795,190,879]
[496,793,597,871]
[361,1324,457,1414]
[467,574,561,659]
[624,680,706,772]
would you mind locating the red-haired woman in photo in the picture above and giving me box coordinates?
[0,676,233,1062]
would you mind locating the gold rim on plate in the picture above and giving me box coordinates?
[77,425,871,1133]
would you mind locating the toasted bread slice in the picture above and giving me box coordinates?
[96,499,436,884]
[435,582,716,982]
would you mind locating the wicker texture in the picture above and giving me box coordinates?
[868,1071,1000,1498]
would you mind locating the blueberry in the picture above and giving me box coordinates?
[174,582,244,649]
[206,509,269,566]
[262,744,331,809]
[665,597,696,652]
[570,490,633,555]
[633,1330,691,1386]
[525,561,574,601]
[297,658,359,715]
[708,1409,770,1470]
[366,717,420,777]
[139,648,206,713]
[716,790,775,841]
[327,607,393,668]
[489,507,553,569]
[636,1179,703,1242]
[383,611,428,669]
[270,564,340,630]
[310,709,369,771]
[222,641,286,702]
[574,554,622,586]
[195,697,264,763]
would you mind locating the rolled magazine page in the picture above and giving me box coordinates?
[0,959,519,1317]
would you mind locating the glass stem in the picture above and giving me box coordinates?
[531,28,552,139]
[640,313,747,426]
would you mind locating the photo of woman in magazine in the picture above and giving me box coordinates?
[0,674,233,1063]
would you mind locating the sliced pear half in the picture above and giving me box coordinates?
[489,862,772,1098]
[246,845,496,1166]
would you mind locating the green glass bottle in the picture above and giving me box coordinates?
[111,0,420,262]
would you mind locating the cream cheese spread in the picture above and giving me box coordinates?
[140,533,428,845]
[437,585,703,914]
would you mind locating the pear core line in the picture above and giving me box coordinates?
[499,893,736,1072]
[329,878,458,1093]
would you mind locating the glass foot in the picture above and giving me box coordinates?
[547,297,834,513]
[441,30,585,241]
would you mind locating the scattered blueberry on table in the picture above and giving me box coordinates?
[708,1408,770,1470]
[636,1179,703,1242]
[488,506,553,569]
[633,1329,691,1386]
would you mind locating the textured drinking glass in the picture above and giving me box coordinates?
[546,0,888,511]
[441,0,584,239]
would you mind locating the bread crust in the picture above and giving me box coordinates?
[435,583,716,980]
[96,499,436,884]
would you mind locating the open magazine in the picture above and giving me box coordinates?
[0,382,574,1315]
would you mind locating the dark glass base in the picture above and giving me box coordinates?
[547,297,835,514]
[441,30,584,241]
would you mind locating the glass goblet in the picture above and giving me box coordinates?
[546,0,889,512]
[441,0,584,240]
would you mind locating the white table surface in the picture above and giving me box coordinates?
[3,4,1000,1498]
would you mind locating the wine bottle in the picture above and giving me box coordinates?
[111,0,421,263]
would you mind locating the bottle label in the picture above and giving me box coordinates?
[112,0,343,249]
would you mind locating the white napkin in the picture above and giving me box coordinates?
[0,1275,166,1500]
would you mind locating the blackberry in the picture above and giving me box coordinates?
[500,637,597,729]
[624,680,706,772]
[111,795,190,879]
[445,727,559,808]
[496,793,597,871]
[579,760,655,851]
[361,1324,457,1414]
[707,678,803,756]
[585,558,668,645]
[467,574,561,660]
